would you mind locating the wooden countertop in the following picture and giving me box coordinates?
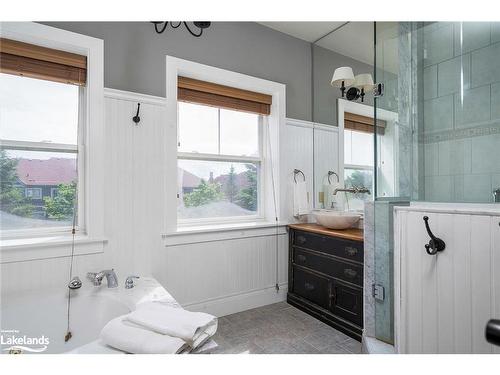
[288,223,364,242]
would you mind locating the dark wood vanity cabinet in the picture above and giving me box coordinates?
[287,225,364,341]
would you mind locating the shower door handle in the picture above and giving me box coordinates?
[423,216,446,255]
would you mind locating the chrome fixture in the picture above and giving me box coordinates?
[125,275,140,289]
[87,269,118,288]
[68,276,82,290]
[327,171,339,184]
[331,67,383,102]
[333,186,371,195]
[493,188,500,203]
[151,22,211,37]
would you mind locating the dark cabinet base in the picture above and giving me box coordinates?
[288,227,364,343]
[287,292,362,342]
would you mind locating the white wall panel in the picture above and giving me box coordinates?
[396,207,500,353]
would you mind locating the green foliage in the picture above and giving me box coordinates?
[236,164,258,211]
[224,165,238,203]
[43,182,76,220]
[0,150,35,217]
[183,179,224,207]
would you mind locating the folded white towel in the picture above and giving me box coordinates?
[125,301,218,347]
[100,316,188,354]
[293,180,310,217]
[324,183,344,210]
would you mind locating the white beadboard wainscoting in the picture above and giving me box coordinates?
[155,228,289,317]
[1,89,340,318]
[394,205,500,354]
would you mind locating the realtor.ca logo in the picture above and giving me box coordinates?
[1,330,50,353]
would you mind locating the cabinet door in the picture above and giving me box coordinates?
[292,266,331,310]
[330,279,363,327]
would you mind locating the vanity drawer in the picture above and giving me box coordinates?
[292,266,331,310]
[293,247,363,286]
[292,230,363,263]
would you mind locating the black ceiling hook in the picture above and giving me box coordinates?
[132,103,141,125]
[423,216,446,255]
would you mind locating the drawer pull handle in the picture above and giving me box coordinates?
[297,254,306,262]
[345,247,358,256]
[297,235,307,245]
[344,268,357,278]
[304,282,315,291]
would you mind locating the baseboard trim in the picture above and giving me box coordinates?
[183,283,288,317]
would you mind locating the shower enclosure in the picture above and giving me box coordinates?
[372,21,500,345]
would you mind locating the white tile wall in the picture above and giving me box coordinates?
[423,22,500,203]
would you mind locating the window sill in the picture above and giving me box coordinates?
[162,221,288,246]
[0,235,107,263]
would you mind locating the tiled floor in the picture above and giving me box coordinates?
[207,302,362,354]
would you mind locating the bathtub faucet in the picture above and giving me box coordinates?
[87,269,118,288]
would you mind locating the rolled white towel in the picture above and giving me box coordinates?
[125,301,218,347]
[100,316,188,354]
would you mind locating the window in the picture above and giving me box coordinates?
[343,128,374,211]
[177,102,263,222]
[0,73,80,233]
[25,188,42,200]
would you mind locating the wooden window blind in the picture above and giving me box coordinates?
[344,112,386,135]
[0,38,87,86]
[177,76,272,115]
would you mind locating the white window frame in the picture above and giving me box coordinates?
[25,188,43,200]
[0,22,105,261]
[177,104,265,226]
[165,56,285,233]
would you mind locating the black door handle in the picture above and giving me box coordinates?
[423,216,446,255]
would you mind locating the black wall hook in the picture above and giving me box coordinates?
[423,216,446,255]
[132,103,141,125]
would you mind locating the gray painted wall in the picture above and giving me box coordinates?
[312,44,374,126]
[43,22,373,124]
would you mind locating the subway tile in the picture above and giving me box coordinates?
[492,23,500,44]
[455,174,492,203]
[451,138,472,175]
[471,43,500,87]
[438,54,471,96]
[424,65,438,99]
[491,82,500,120]
[423,95,454,132]
[454,22,491,56]
[425,175,454,202]
[471,134,500,174]
[424,142,439,176]
[454,85,491,128]
[423,23,454,67]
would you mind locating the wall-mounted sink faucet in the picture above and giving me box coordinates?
[333,186,371,195]
[87,269,118,288]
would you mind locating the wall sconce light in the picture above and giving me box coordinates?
[331,67,383,102]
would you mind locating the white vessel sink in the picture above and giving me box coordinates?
[313,210,361,230]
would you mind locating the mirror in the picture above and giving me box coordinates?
[311,22,398,212]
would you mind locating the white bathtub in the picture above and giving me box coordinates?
[1,277,179,354]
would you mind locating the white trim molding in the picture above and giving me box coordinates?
[163,222,287,246]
